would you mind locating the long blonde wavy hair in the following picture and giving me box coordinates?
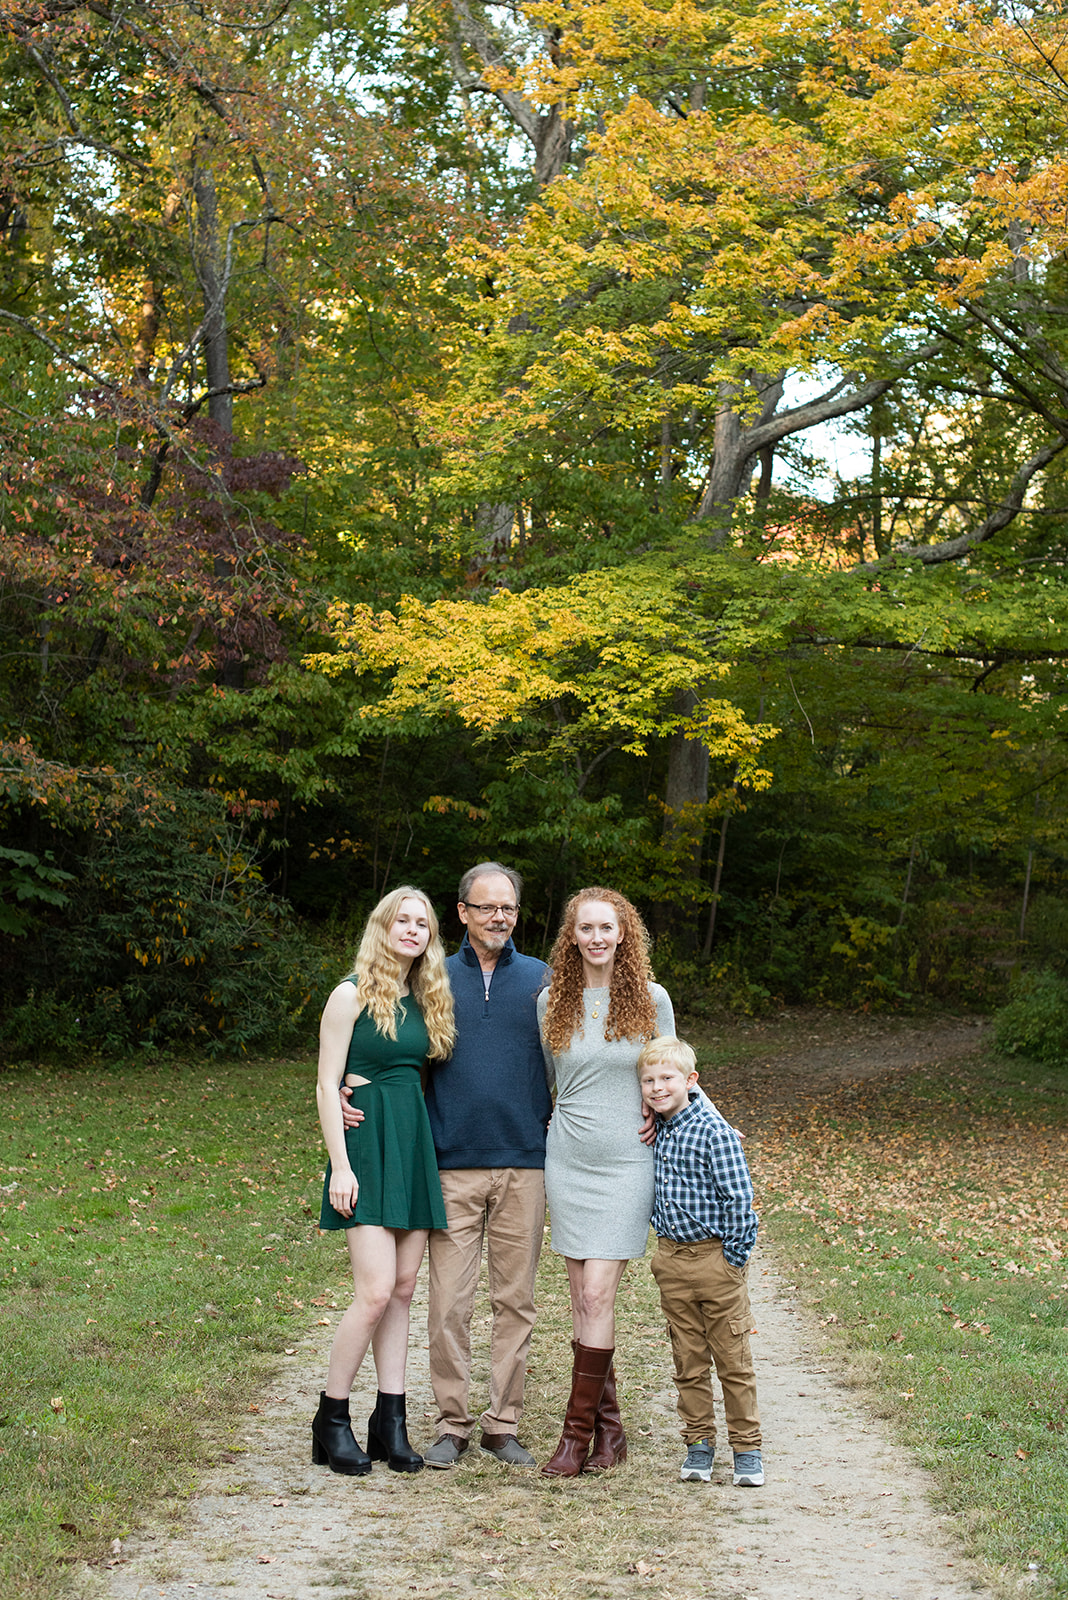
[542,887,658,1055]
[349,886,456,1059]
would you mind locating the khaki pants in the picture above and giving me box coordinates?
[428,1167,546,1439]
[650,1236,761,1450]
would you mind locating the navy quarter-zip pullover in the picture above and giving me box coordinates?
[425,935,551,1170]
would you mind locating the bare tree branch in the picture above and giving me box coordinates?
[871,435,1068,567]
[448,0,574,183]
[745,350,941,456]
[0,308,115,388]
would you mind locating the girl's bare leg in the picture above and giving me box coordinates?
[324,1225,399,1397]
[370,1228,429,1392]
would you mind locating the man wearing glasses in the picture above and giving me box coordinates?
[421,861,551,1468]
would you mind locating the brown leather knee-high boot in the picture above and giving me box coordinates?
[540,1343,613,1478]
[584,1358,627,1470]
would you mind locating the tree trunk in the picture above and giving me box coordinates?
[702,807,731,957]
[533,104,574,185]
[897,837,917,928]
[447,6,575,567]
[192,154,233,434]
[754,445,774,504]
[660,363,935,933]
[474,502,515,564]
[659,687,709,946]
[132,279,160,386]
[661,374,784,927]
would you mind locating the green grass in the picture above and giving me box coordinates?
[747,1048,1068,1595]
[5,1034,1068,1599]
[0,1054,332,1600]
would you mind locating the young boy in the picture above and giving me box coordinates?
[638,1035,763,1487]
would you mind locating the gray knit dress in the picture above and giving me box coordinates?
[539,983,675,1260]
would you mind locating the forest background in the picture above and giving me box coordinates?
[3,0,1068,1060]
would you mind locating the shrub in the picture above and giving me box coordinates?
[993,968,1068,1066]
[652,935,773,1019]
[0,791,336,1060]
[1023,894,1068,977]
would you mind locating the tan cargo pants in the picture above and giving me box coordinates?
[651,1235,761,1450]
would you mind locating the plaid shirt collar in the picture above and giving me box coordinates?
[656,1089,702,1135]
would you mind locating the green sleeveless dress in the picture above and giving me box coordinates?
[319,990,447,1231]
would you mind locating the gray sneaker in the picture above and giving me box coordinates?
[423,1433,469,1469]
[732,1449,764,1487]
[680,1439,714,1482]
[480,1432,536,1466]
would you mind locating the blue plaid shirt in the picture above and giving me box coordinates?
[651,1091,758,1267]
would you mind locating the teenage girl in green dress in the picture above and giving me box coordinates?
[312,886,456,1476]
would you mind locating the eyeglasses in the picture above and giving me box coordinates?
[462,902,519,918]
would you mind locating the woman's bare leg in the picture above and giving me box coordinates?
[564,1257,629,1348]
[370,1228,429,1392]
[324,1225,398,1397]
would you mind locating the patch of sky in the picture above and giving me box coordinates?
[774,367,873,502]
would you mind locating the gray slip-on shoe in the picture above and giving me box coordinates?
[480,1432,536,1466]
[424,1433,469,1469]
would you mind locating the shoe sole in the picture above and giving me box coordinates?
[680,1468,712,1482]
[733,1473,764,1486]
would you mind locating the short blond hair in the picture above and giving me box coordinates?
[636,1035,697,1078]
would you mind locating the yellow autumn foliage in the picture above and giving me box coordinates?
[307,559,776,781]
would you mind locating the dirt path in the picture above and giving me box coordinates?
[88,1016,998,1600]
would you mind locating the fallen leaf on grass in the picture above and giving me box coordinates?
[272,1499,288,1508]
[258,1554,274,1564]
[626,1559,659,1576]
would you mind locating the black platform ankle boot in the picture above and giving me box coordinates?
[312,1391,372,1475]
[366,1390,423,1473]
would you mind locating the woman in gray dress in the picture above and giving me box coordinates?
[537,887,674,1477]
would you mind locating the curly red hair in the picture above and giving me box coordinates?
[542,887,658,1055]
